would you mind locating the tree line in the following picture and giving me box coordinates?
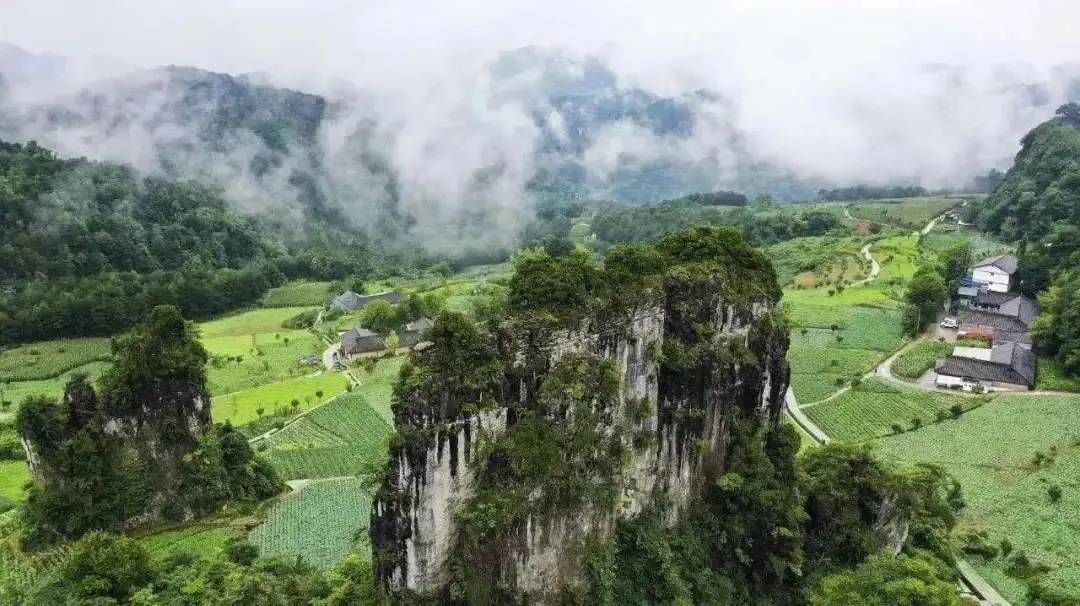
[975,103,1080,376]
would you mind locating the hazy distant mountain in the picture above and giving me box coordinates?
[3,43,1079,244]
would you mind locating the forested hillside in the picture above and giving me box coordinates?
[978,103,1080,376]
[0,139,377,343]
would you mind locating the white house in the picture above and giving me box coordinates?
[970,254,1018,293]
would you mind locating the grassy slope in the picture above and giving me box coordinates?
[199,307,318,338]
[875,394,1080,603]
[0,461,29,503]
[263,281,333,307]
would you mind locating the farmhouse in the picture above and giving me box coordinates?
[935,342,1035,391]
[969,254,1018,293]
[956,295,1037,344]
[340,327,384,357]
[330,290,404,313]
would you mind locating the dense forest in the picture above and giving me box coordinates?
[816,185,929,201]
[978,103,1080,375]
[590,197,842,249]
[0,139,388,343]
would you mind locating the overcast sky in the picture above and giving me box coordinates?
[4,1,1078,90]
[3,1,1080,190]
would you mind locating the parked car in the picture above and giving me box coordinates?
[940,317,959,329]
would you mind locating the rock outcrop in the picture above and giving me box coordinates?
[372,237,789,603]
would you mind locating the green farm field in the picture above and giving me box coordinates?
[0,338,110,382]
[845,197,959,229]
[203,330,324,396]
[0,460,29,503]
[785,303,905,402]
[261,393,393,481]
[1,362,110,417]
[213,372,348,427]
[766,236,866,287]
[875,394,1080,603]
[139,525,241,560]
[350,356,404,424]
[803,378,985,442]
[263,281,334,307]
[199,307,318,339]
[249,477,373,567]
[892,340,954,379]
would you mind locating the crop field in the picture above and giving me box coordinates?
[139,525,240,559]
[0,338,110,382]
[261,394,393,480]
[1,361,111,414]
[213,372,348,427]
[351,356,404,424]
[872,235,922,284]
[249,477,373,568]
[875,395,1080,603]
[921,231,1013,259]
[263,281,334,307]
[803,378,985,442]
[203,330,324,396]
[845,197,959,229]
[892,341,954,379]
[785,303,906,402]
[199,307,318,339]
[0,461,29,502]
[766,236,865,287]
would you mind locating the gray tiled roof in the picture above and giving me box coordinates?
[972,254,1018,274]
[975,290,1018,307]
[341,327,383,354]
[330,290,404,312]
[936,342,1035,386]
[958,308,1027,333]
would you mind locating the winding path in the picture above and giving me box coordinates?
[782,208,1010,604]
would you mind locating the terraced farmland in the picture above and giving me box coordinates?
[875,395,1080,603]
[261,394,394,480]
[249,477,373,567]
[803,379,985,442]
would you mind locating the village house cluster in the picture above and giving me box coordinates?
[327,290,434,367]
[935,254,1038,391]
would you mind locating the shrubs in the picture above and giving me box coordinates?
[281,309,319,329]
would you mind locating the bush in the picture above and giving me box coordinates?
[1048,485,1063,504]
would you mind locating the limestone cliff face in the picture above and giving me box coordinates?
[21,376,214,528]
[371,276,789,602]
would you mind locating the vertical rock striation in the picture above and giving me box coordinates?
[372,236,789,603]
